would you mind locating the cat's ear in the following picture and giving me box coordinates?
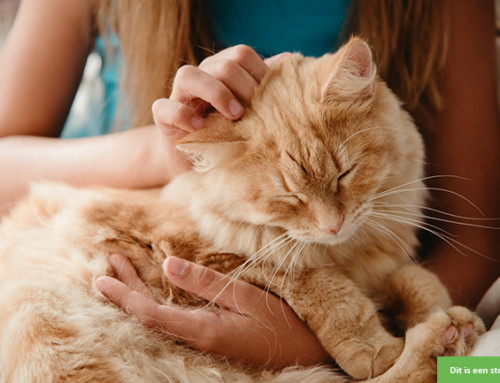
[321,38,376,103]
[176,125,247,172]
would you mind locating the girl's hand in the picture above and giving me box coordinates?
[96,253,328,369]
[152,45,287,180]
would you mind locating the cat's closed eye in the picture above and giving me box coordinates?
[331,166,355,194]
[276,193,307,205]
[338,168,353,182]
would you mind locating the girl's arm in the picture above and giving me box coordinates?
[0,0,91,136]
[0,0,169,212]
[0,127,169,214]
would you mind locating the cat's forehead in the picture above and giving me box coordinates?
[237,52,394,172]
[247,53,379,140]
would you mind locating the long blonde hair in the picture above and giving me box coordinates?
[93,0,448,131]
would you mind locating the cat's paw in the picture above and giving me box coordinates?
[383,306,486,383]
[441,306,485,356]
[334,336,404,379]
[405,306,485,358]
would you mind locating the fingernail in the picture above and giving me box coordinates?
[191,116,205,130]
[165,257,187,276]
[151,98,162,114]
[108,253,121,267]
[108,253,125,274]
[95,276,109,295]
[229,99,243,118]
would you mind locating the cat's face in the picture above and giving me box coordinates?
[259,126,394,245]
[178,38,424,247]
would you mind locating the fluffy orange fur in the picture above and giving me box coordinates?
[0,38,483,382]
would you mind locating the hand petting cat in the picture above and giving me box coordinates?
[97,253,329,369]
[151,45,288,180]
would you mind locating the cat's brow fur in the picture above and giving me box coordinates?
[0,38,483,383]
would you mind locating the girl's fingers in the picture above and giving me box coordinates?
[168,45,269,121]
[199,44,268,83]
[96,275,192,340]
[157,46,283,133]
[163,256,268,314]
[96,255,330,368]
[96,274,222,347]
[161,257,329,367]
[95,275,159,319]
[169,65,244,120]
[198,59,260,102]
[152,98,205,135]
[264,52,291,67]
[107,253,152,297]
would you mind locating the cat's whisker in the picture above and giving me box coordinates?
[201,234,293,312]
[369,186,425,202]
[234,233,290,273]
[369,176,486,217]
[338,127,383,148]
[368,174,467,202]
[252,240,303,331]
[370,212,497,261]
[375,208,500,231]
[265,239,299,293]
[272,241,306,330]
[288,242,305,281]
[372,210,455,237]
[225,234,293,288]
[372,186,486,217]
[373,202,500,226]
[371,212,455,251]
[371,210,455,237]
[365,218,415,262]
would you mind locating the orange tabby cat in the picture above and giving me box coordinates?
[0,38,483,383]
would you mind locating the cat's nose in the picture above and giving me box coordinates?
[321,219,344,235]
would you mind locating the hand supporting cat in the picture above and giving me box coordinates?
[97,253,329,369]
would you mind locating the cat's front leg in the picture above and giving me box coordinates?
[370,306,485,383]
[280,267,404,379]
[383,263,452,330]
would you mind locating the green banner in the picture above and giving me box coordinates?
[438,357,500,382]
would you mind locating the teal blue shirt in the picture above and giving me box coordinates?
[60,0,349,138]
[205,0,349,58]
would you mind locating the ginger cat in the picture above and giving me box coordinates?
[0,38,483,383]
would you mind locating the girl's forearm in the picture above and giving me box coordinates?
[0,126,169,213]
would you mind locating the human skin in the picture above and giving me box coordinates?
[96,254,330,369]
